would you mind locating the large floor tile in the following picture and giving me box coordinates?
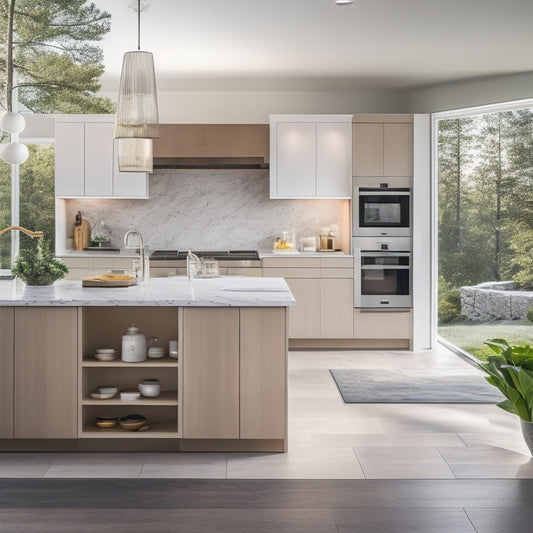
[43,452,145,478]
[465,508,533,533]
[227,447,364,479]
[140,452,228,478]
[334,508,476,533]
[354,446,456,479]
[0,452,58,478]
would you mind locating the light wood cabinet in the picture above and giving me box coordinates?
[240,308,287,439]
[270,115,352,199]
[182,308,240,439]
[14,308,78,438]
[321,278,354,338]
[353,309,412,339]
[352,115,413,178]
[55,118,148,198]
[0,308,14,438]
[263,256,354,339]
[285,278,321,338]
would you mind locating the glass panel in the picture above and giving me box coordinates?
[18,143,55,256]
[437,109,533,360]
[0,159,11,269]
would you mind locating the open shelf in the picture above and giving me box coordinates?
[82,357,179,367]
[81,420,179,439]
[82,390,178,406]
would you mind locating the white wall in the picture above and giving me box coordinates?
[406,71,533,114]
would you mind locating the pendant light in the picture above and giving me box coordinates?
[114,0,159,172]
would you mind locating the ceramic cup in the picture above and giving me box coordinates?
[169,340,178,359]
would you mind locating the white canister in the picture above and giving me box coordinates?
[121,325,147,362]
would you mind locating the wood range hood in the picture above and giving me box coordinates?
[152,124,269,170]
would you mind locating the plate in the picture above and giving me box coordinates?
[90,390,117,400]
[95,417,118,428]
[94,352,119,362]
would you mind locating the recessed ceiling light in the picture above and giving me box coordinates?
[336,0,355,5]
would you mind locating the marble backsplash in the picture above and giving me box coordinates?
[64,170,350,252]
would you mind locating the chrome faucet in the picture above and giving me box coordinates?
[124,230,148,283]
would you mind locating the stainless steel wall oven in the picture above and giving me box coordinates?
[354,237,412,308]
[353,185,411,237]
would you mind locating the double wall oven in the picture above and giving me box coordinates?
[352,181,412,308]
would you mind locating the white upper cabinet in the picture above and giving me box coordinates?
[270,115,352,199]
[55,116,148,199]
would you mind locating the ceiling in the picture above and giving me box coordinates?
[93,0,533,92]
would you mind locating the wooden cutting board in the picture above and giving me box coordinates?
[82,274,137,287]
[73,219,91,251]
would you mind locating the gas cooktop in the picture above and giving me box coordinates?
[150,250,260,261]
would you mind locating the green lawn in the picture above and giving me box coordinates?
[438,320,533,361]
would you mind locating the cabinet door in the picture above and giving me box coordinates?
[285,278,321,338]
[112,139,149,198]
[353,309,412,339]
[352,123,383,176]
[84,123,113,197]
[55,122,85,196]
[14,308,78,438]
[383,123,413,177]
[0,308,14,438]
[316,122,351,197]
[240,308,286,439]
[321,278,354,338]
[182,308,239,438]
[275,122,316,197]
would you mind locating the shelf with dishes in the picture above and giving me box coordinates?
[79,306,183,440]
[80,407,179,438]
[82,390,178,406]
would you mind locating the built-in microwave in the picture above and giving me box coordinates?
[353,237,412,308]
[353,185,411,237]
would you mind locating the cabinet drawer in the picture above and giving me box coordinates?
[354,309,412,339]
[227,268,263,277]
[61,257,90,269]
[320,257,353,268]
[321,268,354,279]
[150,267,178,278]
[263,267,321,278]
[262,257,321,268]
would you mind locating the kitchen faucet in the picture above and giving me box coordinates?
[123,230,148,283]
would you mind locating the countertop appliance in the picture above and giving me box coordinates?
[150,250,261,268]
[353,185,411,237]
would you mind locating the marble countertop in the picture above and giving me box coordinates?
[0,276,296,307]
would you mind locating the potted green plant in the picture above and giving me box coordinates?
[480,338,533,454]
[12,239,68,286]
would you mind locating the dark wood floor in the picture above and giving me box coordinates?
[1,479,533,532]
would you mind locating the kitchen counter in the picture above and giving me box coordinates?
[57,250,139,258]
[259,251,353,258]
[0,276,295,307]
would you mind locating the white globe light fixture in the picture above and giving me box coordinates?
[1,141,29,165]
[1,111,26,134]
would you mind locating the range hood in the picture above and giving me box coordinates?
[152,124,269,170]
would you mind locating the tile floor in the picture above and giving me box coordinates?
[1,345,532,479]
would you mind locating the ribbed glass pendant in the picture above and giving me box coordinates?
[114,50,159,139]
[117,138,153,172]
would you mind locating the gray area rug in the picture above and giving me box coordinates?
[329,369,505,403]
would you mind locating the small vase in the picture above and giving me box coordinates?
[520,419,533,455]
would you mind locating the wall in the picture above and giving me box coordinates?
[63,170,350,252]
[406,71,533,114]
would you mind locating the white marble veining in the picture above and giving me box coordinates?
[0,277,295,307]
[64,170,348,251]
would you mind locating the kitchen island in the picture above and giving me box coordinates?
[0,276,294,452]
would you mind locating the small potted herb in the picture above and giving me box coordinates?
[12,239,68,286]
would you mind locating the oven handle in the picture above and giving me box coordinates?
[361,265,410,270]
[358,190,410,196]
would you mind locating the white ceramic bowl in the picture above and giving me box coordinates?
[147,347,165,359]
[138,379,161,397]
[97,386,118,395]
